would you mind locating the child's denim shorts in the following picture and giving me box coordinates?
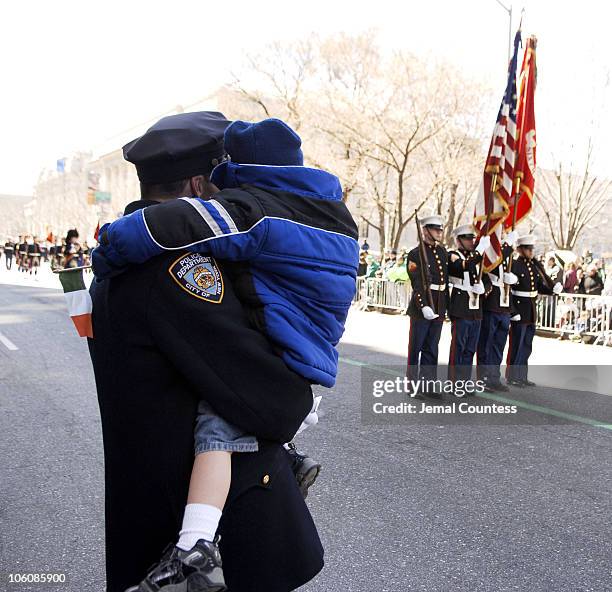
[194,400,259,455]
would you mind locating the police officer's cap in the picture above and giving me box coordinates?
[517,234,537,247]
[123,111,231,184]
[421,214,444,229]
[451,224,476,239]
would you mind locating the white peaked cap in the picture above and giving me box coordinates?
[421,214,444,228]
[451,224,477,238]
[517,234,537,246]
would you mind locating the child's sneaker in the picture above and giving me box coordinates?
[129,537,226,592]
[286,443,321,499]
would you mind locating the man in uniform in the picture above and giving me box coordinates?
[18,235,28,272]
[3,237,15,270]
[406,215,448,390]
[477,231,518,392]
[506,235,562,386]
[88,111,324,592]
[446,225,489,384]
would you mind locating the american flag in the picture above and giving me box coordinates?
[474,30,522,272]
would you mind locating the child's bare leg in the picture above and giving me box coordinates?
[188,451,231,507]
[176,451,231,551]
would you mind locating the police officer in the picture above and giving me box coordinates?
[88,111,323,592]
[506,235,562,386]
[447,225,489,384]
[477,231,519,392]
[406,215,448,389]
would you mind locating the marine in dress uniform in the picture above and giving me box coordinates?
[447,225,489,384]
[4,239,15,270]
[88,111,323,592]
[477,232,519,392]
[505,235,562,386]
[406,215,448,387]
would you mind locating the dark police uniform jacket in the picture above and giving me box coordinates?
[510,255,554,324]
[88,200,323,592]
[447,249,484,320]
[483,243,516,315]
[406,242,449,318]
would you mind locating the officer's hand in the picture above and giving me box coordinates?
[553,282,563,295]
[505,230,519,246]
[471,282,485,295]
[510,314,521,322]
[91,246,130,279]
[475,235,491,255]
[504,272,518,285]
[422,306,439,320]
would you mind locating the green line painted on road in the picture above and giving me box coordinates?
[340,356,612,431]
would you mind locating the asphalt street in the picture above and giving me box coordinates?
[1,283,611,592]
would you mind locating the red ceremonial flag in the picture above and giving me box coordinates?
[474,30,521,272]
[94,221,100,242]
[506,36,537,229]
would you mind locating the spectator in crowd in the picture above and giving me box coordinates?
[579,264,604,295]
[563,262,578,293]
[382,250,397,278]
[386,253,409,283]
[545,256,562,283]
[357,251,368,277]
[361,239,370,252]
[366,254,380,278]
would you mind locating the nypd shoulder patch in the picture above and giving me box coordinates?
[168,253,224,304]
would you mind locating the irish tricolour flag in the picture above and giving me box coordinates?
[58,268,93,338]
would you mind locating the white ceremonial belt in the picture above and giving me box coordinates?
[511,289,537,298]
[448,276,471,291]
[429,283,446,291]
[487,273,503,288]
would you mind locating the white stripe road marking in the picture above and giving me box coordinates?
[0,331,18,351]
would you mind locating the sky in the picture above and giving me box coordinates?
[1,0,610,195]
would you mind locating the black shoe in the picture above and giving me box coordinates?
[506,378,525,388]
[521,379,536,387]
[287,443,321,499]
[129,538,227,592]
[484,382,510,393]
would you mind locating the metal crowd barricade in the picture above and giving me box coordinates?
[353,277,612,345]
[538,292,612,345]
[354,277,411,313]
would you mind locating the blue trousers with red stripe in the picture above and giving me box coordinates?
[448,318,481,381]
[505,322,536,382]
[406,318,443,380]
[477,311,511,385]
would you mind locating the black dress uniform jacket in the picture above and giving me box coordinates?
[447,249,483,320]
[88,200,323,592]
[407,242,449,318]
[510,255,554,324]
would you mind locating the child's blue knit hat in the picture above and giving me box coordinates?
[224,118,304,166]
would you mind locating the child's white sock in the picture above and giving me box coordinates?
[176,503,222,550]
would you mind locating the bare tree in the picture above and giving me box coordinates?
[537,140,612,250]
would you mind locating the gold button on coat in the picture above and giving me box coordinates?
[262,474,270,484]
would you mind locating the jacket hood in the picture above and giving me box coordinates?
[211,161,343,202]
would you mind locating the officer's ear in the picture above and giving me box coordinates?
[189,175,218,198]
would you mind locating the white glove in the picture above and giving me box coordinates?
[471,282,485,295]
[553,282,563,295]
[510,314,521,322]
[475,235,491,255]
[505,230,519,246]
[504,272,518,285]
[422,306,439,320]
